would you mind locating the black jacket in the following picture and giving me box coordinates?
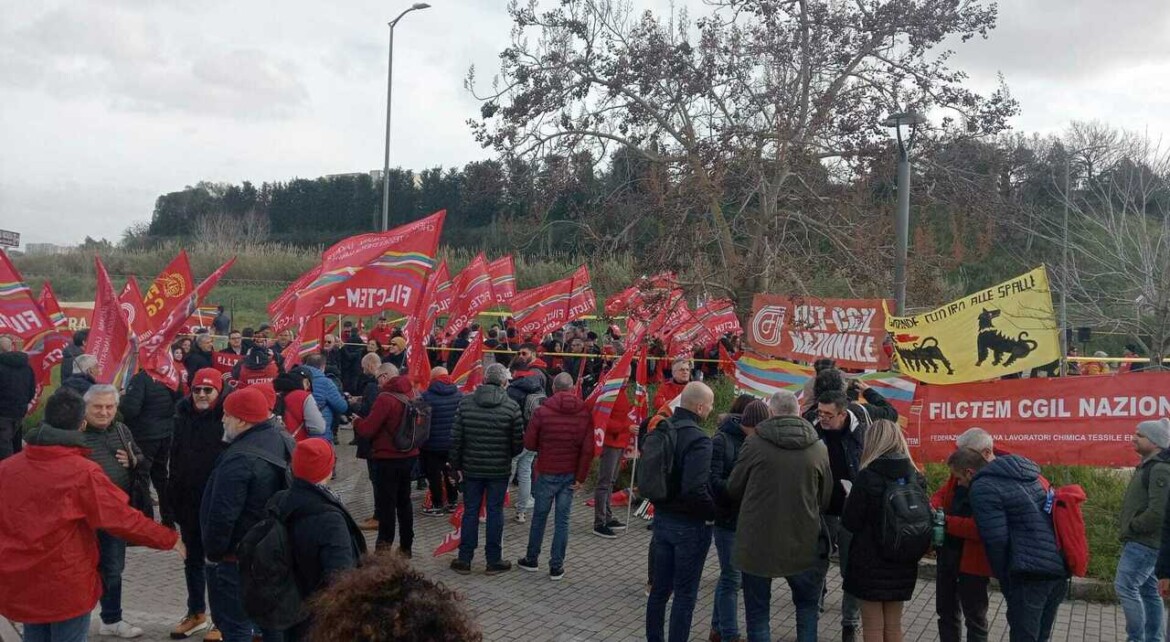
[274,479,366,600]
[654,407,717,523]
[121,370,179,443]
[60,344,83,385]
[184,347,214,380]
[421,379,462,452]
[200,420,295,561]
[710,414,746,530]
[167,397,227,528]
[60,373,96,396]
[445,337,470,372]
[806,389,896,515]
[450,383,524,479]
[0,351,36,419]
[842,454,925,601]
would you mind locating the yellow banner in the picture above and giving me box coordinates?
[885,267,1061,385]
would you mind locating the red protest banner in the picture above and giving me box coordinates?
[443,253,495,340]
[908,372,1170,467]
[511,266,595,340]
[60,303,93,335]
[746,295,891,370]
[487,255,516,306]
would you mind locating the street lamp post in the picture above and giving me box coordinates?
[1058,144,1102,374]
[882,111,927,316]
[381,2,432,232]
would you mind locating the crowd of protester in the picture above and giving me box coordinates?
[0,317,1164,642]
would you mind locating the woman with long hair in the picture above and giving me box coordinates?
[841,419,928,642]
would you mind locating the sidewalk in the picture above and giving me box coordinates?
[104,434,1123,641]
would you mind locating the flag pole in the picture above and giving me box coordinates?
[624,435,638,534]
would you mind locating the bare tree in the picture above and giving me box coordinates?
[468,0,1017,306]
[191,210,270,249]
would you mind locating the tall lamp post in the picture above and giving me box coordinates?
[381,2,432,232]
[1059,144,1103,373]
[882,111,927,316]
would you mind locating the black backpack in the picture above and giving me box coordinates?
[636,420,678,504]
[237,497,332,630]
[386,392,432,451]
[879,476,933,563]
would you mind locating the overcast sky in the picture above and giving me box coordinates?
[2,0,1168,248]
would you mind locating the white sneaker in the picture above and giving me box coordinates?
[99,621,143,639]
[515,512,527,523]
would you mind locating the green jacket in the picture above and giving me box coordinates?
[450,383,524,480]
[1119,452,1170,549]
[727,415,832,578]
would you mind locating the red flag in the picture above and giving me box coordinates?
[270,264,323,334]
[119,277,151,339]
[487,255,516,307]
[634,345,649,425]
[295,211,445,322]
[450,333,486,393]
[139,258,236,390]
[432,262,454,316]
[405,262,450,391]
[432,505,465,557]
[718,343,738,378]
[590,328,644,456]
[605,286,639,317]
[141,250,195,340]
[88,258,136,387]
[37,282,67,329]
[443,254,495,341]
[0,251,55,345]
[696,298,741,337]
[511,266,596,341]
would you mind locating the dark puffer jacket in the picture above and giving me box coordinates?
[710,413,746,530]
[524,391,594,482]
[653,407,717,523]
[842,454,925,602]
[199,420,294,561]
[275,479,366,601]
[166,397,226,528]
[0,351,36,419]
[120,370,179,443]
[60,373,96,396]
[421,379,462,452]
[450,383,523,480]
[970,454,1068,585]
[507,373,546,421]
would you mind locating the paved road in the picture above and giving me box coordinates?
[92,430,1122,641]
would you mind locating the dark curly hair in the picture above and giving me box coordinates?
[306,553,482,642]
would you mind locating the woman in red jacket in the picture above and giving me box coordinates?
[931,447,994,642]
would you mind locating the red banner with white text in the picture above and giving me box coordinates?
[909,372,1170,467]
[746,295,891,370]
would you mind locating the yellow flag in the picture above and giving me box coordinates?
[884,266,1061,384]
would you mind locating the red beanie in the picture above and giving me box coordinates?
[223,387,270,424]
[292,438,335,483]
[191,368,223,392]
[252,382,277,412]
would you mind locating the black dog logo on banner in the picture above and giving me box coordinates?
[896,337,955,375]
[975,308,1038,367]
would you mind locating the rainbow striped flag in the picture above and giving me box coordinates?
[734,352,917,419]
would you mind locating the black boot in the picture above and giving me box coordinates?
[843,626,857,642]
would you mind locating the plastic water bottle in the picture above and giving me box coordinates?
[932,509,946,548]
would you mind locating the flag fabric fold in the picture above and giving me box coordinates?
[450,333,486,393]
[37,281,66,329]
[487,255,516,307]
[512,265,596,341]
[87,258,137,388]
[0,251,54,345]
[443,254,495,341]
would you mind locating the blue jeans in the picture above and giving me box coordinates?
[206,561,284,642]
[511,450,537,515]
[459,477,508,564]
[645,513,713,642]
[742,565,825,642]
[525,473,575,568]
[1004,577,1067,642]
[97,530,126,625]
[1115,542,1164,642]
[21,612,91,642]
[710,526,741,638]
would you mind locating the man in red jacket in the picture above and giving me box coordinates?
[593,386,638,538]
[652,359,691,412]
[517,373,595,580]
[353,363,418,557]
[0,388,182,640]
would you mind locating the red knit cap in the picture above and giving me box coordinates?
[223,387,270,424]
[191,368,223,392]
[252,382,277,411]
[292,438,335,483]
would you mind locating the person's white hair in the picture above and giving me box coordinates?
[484,363,510,386]
[767,390,800,417]
[74,354,98,375]
[376,363,399,377]
[431,366,449,377]
[956,427,994,452]
[552,372,574,392]
[84,384,120,404]
[360,352,382,371]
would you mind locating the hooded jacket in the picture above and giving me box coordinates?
[710,413,746,530]
[524,391,594,482]
[970,454,1068,585]
[842,454,925,601]
[507,372,547,421]
[1119,448,1170,550]
[421,378,462,452]
[60,372,96,396]
[166,397,227,528]
[450,382,524,479]
[353,375,417,460]
[0,351,36,420]
[0,444,178,624]
[728,415,831,577]
[305,365,347,442]
[120,370,179,443]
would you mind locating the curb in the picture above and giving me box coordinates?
[915,557,1115,603]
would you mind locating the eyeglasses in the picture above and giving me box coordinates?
[816,411,840,420]
[193,386,217,395]
[229,336,242,341]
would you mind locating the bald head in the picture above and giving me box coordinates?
[680,381,714,419]
[0,336,13,352]
[552,372,574,392]
[431,366,449,377]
